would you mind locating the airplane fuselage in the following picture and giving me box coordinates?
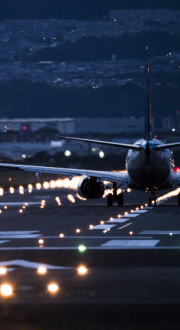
[126,139,175,191]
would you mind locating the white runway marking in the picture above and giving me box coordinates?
[133,210,148,213]
[140,230,180,235]
[0,231,42,238]
[106,219,129,223]
[121,214,140,218]
[0,202,40,205]
[89,225,116,230]
[0,259,73,269]
[101,239,160,247]
[118,223,132,229]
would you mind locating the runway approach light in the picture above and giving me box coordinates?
[0,284,12,297]
[37,267,46,274]
[76,229,81,233]
[78,245,86,252]
[129,231,133,235]
[100,221,105,224]
[89,225,93,229]
[136,207,139,210]
[78,266,87,275]
[59,233,64,238]
[130,210,134,213]
[38,239,44,244]
[99,151,104,158]
[9,187,14,194]
[0,267,6,275]
[19,209,23,213]
[43,182,49,189]
[118,215,121,218]
[48,283,59,293]
[110,217,113,220]
[124,212,128,215]
[28,184,33,193]
[145,203,148,207]
[19,186,24,194]
[36,183,41,190]
[4,206,7,209]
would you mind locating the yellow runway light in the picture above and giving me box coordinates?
[78,266,87,275]
[48,283,58,293]
[1,284,12,296]
[0,267,6,275]
[37,267,46,274]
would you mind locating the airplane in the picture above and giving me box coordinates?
[0,47,180,207]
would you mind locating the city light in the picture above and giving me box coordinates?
[99,151,105,158]
[64,150,71,157]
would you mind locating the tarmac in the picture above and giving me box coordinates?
[0,185,180,328]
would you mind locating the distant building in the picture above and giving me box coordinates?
[0,117,154,135]
[162,111,180,131]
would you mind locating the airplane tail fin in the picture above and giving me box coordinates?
[145,47,152,141]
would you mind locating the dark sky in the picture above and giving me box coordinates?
[0,0,180,20]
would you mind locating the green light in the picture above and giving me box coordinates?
[170,233,173,236]
[78,245,86,252]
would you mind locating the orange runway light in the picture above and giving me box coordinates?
[124,212,128,215]
[117,215,121,218]
[38,239,44,244]
[100,221,105,225]
[4,206,7,209]
[129,231,133,235]
[48,283,58,293]
[78,266,87,275]
[89,225,93,229]
[0,284,12,296]
[110,217,113,220]
[59,233,64,238]
[37,267,46,274]
[0,267,6,275]
[76,229,81,233]
[19,209,23,213]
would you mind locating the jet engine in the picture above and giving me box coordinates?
[78,176,104,199]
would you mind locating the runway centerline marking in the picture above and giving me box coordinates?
[118,223,132,229]
[140,230,180,235]
[101,239,160,247]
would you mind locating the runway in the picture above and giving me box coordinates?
[0,185,180,328]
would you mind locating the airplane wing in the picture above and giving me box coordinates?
[56,135,143,151]
[0,163,128,184]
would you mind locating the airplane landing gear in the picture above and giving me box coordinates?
[107,182,123,206]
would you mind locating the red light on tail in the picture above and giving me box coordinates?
[174,167,180,172]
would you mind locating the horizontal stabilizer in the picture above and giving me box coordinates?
[153,142,180,150]
[56,135,143,151]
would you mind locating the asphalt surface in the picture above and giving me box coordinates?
[0,185,180,328]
